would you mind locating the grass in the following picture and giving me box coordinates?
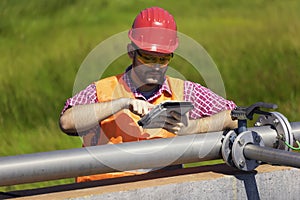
[0,0,300,192]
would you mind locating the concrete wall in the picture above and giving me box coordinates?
[3,164,300,200]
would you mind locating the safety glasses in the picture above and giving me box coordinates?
[135,50,173,66]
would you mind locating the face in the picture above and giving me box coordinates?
[131,49,173,89]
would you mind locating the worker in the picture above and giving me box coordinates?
[59,6,237,182]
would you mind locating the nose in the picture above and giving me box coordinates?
[153,64,161,70]
[153,63,166,70]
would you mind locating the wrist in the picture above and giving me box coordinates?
[119,98,131,110]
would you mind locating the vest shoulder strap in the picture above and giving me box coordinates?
[94,74,133,101]
[167,76,185,101]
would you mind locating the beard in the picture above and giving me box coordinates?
[133,64,167,88]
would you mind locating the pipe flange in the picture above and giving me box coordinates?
[232,130,264,171]
[255,112,293,151]
[221,130,237,168]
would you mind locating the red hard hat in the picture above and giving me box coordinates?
[128,7,179,54]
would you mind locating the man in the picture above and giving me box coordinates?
[59,7,237,182]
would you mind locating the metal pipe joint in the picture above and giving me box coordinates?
[221,111,297,171]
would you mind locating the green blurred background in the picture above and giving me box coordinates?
[1,0,300,191]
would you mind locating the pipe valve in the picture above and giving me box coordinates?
[222,102,279,171]
[231,102,278,134]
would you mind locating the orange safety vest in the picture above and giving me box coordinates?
[76,73,184,182]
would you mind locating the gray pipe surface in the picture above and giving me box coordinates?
[244,144,300,168]
[0,131,224,186]
[0,122,299,186]
[291,122,300,142]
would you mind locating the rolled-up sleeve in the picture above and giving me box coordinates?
[61,83,98,115]
[184,81,236,119]
[60,83,99,138]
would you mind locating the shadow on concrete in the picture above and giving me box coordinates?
[0,163,257,199]
[235,173,260,200]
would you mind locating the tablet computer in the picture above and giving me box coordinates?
[138,101,194,128]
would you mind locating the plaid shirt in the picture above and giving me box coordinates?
[62,71,236,119]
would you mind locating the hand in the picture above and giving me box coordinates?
[151,111,189,134]
[127,99,155,117]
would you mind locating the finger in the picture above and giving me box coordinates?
[149,121,182,134]
[147,103,155,109]
[137,102,143,115]
[141,102,153,115]
[169,112,189,126]
[141,105,149,116]
[132,101,143,116]
[163,116,184,126]
[169,111,182,121]
[162,122,182,134]
[136,101,153,116]
[132,101,139,113]
[144,102,154,114]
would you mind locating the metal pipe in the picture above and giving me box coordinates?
[244,144,300,168]
[291,122,300,141]
[0,131,224,186]
[248,125,278,148]
[0,122,299,186]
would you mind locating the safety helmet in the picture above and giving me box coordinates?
[128,7,178,54]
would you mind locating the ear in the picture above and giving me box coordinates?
[127,43,135,59]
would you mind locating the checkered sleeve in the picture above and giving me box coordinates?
[184,81,236,119]
[60,83,99,138]
[61,83,98,115]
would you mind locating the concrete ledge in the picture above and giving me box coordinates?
[2,164,299,200]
